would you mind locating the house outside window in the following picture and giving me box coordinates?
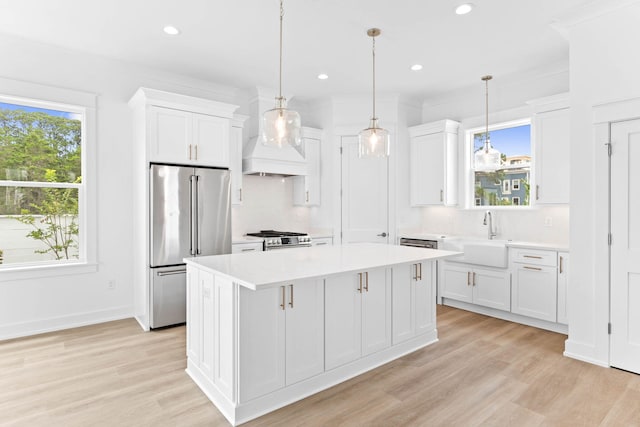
[470,120,531,207]
[0,98,85,268]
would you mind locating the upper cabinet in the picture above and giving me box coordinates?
[129,87,238,168]
[408,120,459,206]
[293,127,322,206]
[530,94,570,204]
[230,114,248,205]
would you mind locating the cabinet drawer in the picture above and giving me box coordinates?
[511,248,557,267]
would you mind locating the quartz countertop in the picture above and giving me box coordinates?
[185,243,460,290]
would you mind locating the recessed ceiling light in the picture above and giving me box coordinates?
[455,3,474,15]
[411,64,423,71]
[163,25,181,36]
[317,73,329,80]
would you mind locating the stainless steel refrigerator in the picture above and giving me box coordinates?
[149,163,231,328]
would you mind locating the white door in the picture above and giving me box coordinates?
[341,136,389,243]
[610,119,640,374]
[285,279,324,385]
[361,268,391,356]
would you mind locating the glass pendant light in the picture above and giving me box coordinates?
[262,0,302,147]
[474,75,501,172]
[358,28,390,158]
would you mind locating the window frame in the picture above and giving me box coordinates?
[466,118,533,210]
[0,78,96,279]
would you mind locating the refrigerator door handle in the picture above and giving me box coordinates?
[195,174,201,255]
[189,175,196,256]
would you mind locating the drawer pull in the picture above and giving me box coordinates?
[241,248,255,252]
[280,286,286,310]
[364,271,369,292]
[523,255,543,259]
[472,272,476,286]
[524,266,542,271]
[358,273,363,293]
[559,256,564,274]
[289,284,294,308]
[467,271,471,286]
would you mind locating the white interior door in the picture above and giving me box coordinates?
[610,118,640,374]
[341,136,389,243]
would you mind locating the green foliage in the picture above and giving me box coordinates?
[0,107,81,214]
[17,170,79,260]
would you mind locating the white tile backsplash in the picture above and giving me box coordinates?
[232,175,310,237]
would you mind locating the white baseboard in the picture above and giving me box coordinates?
[0,305,133,341]
[563,339,610,368]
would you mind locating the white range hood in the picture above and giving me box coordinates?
[242,136,307,176]
[242,88,307,176]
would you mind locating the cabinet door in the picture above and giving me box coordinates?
[232,242,263,253]
[391,264,414,344]
[415,261,435,335]
[534,108,570,204]
[440,262,473,303]
[149,106,190,163]
[293,137,321,206]
[238,286,285,402]
[285,279,324,385]
[230,126,243,205]
[410,133,444,206]
[192,113,230,167]
[511,264,557,322]
[186,267,200,364]
[472,267,511,312]
[557,252,569,325]
[200,270,215,381]
[213,275,235,400]
[325,274,362,370]
[362,268,391,356]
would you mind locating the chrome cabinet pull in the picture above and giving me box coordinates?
[195,175,201,254]
[280,286,286,310]
[364,272,369,292]
[157,269,186,276]
[289,284,294,308]
[524,266,542,271]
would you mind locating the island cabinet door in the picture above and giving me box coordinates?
[186,267,201,365]
[285,279,325,385]
[391,264,415,344]
[325,274,362,371]
[361,268,391,357]
[440,262,473,303]
[414,261,435,336]
[238,286,286,403]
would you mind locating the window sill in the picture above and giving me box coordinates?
[0,261,98,282]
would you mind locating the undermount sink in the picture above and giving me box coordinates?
[441,237,508,268]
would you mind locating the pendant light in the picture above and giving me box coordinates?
[474,75,501,172]
[262,0,302,147]
[358,28,390,158]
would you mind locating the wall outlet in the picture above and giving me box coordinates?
[544,217,553,227]
[107,279,116,290]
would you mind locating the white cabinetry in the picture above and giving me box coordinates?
[230,115,248,205]
[325,268,390,370]
[232,241,263,253]
[440,261,511,311]
[530,94,570,204]
[557,252,569,325]
[511,248,557,322]
[293,127,322,206]
[311,237,332,246]
[238,279,324,402]
[408,120,459,206]
[149,106,231,167]
[392,261,435,344]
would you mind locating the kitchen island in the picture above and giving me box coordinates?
[184,243,459,425]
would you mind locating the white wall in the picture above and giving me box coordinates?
[563,0,640,366]
[0,34,242,339]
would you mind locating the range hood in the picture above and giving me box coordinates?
[242,136,308,177]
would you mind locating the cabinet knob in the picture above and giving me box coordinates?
[377,232,387,238]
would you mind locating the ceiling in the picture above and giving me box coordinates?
[0,0,587,103]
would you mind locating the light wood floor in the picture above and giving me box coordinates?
[2,306,639,427]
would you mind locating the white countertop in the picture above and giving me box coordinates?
[185,243,460,290]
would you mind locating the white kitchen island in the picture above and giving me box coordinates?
[184,243,459,426]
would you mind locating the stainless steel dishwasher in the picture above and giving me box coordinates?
[399,237,441,303]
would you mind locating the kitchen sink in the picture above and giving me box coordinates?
[441,237,508,268]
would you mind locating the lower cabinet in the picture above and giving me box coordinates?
[325,268,391,370]
[440,261,511,311]
[557,252,569,325]
[511,252,558,322]
[311,236,333,246]
[238,279,324,402]
[391,261,435,344]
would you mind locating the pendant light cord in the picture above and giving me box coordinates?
[372,35,376,120]
[279,0,284,101]
[485,77,489,148]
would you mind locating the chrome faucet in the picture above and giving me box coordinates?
[483,210,497,240]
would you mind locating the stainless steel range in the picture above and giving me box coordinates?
[246,230,312,250]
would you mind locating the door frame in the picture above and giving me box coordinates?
[592,97,640,367]
[332,125,397,245]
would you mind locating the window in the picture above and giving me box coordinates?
[470,120,531,207]
[0,97,86,268]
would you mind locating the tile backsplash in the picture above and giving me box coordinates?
[232,175,310,236]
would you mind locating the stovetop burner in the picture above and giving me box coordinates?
[246,230,307,238]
